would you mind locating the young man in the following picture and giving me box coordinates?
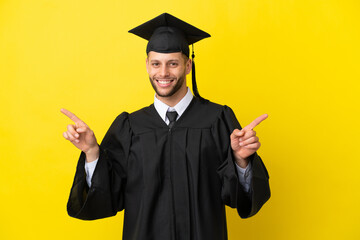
[62,13,270,240]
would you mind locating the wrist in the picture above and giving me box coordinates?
[85,145,99,163]
[234,155,249,168]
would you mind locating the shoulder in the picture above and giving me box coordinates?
[193,97,235,119]
[197,98,241,130]
[107,111,130,132]
[109,105,151,128]
[177,97,236,128]
[109,105,159,135]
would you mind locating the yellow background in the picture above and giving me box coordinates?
[1,0,359,239]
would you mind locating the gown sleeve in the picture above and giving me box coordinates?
[212,106,270,218]
[67,112,131,220]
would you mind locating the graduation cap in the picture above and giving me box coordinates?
[128,13,210,99]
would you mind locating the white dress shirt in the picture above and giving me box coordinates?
[85,88,252,193]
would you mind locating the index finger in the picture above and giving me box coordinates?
[61,108,82,123]
[245,114,268,130]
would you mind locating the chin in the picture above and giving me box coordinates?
[156,91,176,98]
[149,74,186,98]
[153,84,176,97]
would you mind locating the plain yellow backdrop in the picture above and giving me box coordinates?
[1,0,359,239]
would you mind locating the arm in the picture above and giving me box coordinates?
[62,109,130,220]
[215,106,270,218]
[230,114,267,194]
[230,114,268,168]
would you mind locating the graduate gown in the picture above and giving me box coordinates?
[67,97,270,240]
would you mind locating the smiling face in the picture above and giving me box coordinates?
[146,51,192,105]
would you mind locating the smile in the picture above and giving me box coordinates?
[157,80,172,84]
[156,79,174,87]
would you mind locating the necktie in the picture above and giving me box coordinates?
[166,111,178,129]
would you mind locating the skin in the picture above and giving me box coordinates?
[146,51,191,107]
[61,51,267,167]
[230,114,268,168]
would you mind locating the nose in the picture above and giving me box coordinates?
[159,65,170,78]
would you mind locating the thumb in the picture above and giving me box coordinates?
[231,129,244,141]
[76,127,87,133]
[234,129,245,136]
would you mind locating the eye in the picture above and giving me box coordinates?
[169,62,178,67]
[151,62,160,67]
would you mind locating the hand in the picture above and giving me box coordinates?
[61,108,99,162]
[230,114,268,168]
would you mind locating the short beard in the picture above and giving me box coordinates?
[149,73,186,98]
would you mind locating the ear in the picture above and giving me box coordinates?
[185,58,192,75]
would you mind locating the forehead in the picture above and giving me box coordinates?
[147,51,184,61]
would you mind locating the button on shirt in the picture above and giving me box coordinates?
[85,88,252,192]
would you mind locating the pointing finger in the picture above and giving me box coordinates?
[245,114,268,130]
[61,108,82,124]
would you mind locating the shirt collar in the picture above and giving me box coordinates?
[153,88,193,123]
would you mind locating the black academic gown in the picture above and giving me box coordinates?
[67,97,270,240]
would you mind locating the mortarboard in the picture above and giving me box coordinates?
[128,13,210,99]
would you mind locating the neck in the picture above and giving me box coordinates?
[156,86,188,107]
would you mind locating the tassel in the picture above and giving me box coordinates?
[191,44,203,99]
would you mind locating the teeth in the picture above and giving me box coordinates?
[158,80,171,84]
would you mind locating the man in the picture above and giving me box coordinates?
[62,13,270,240]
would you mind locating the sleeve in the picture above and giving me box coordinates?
[235,161,252,193]
[212,106,270,218]
[67,112,131,220]
[85,158,98,187]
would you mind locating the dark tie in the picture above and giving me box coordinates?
[166,111,178,129]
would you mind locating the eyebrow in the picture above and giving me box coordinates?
[150,59,180,62]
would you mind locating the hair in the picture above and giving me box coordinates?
[182,53,190,64]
